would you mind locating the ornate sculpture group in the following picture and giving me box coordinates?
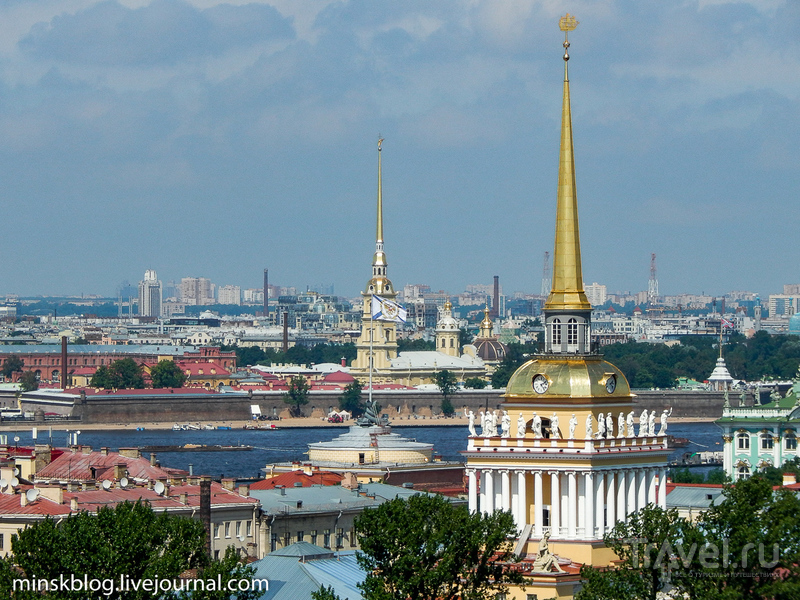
[468,407,672,439]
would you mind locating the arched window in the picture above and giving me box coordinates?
[449,339,454,348]
[552,319,562,345]
[761,433,774,451]
[567,318,578,345]
[737,465,750,481]
[441,339,446,348]
[736,432,749,451]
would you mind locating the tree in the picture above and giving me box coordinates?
[1,500,260,600]
[464,377,487,389]
[434,370,457,417]
[458,327,474,348]
[338,380,364,416]
[354,494,522,600]
[311,586,341,600]
[283,376,310,417]
[150,359,187,388]
[576,504,703,600]
[18,371,38,392]
[91,358,145,389]
[0,355,23,379]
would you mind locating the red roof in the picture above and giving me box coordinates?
[0,493,71,516]
[250,471,343,490]
[323,371,355,384]
[35,449,187,483]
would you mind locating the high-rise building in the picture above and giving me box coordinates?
[585,282,607,307]
[218,285,241,305]
[138,270,162,317]
[180,277,215,305]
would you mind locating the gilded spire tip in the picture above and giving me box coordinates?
[559,13,578,62]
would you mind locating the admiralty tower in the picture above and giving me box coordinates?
[463,15,671,567]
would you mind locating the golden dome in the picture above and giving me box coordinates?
[505,355,632,403]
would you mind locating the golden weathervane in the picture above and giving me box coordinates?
[559,13,578,60]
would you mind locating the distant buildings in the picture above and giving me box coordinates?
[137,270,162,318]
[218,285,241,306]
[179,277,215,306]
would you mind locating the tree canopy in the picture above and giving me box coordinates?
[90,358,145,390]
[222,343,357,368]
[282,376,311,417]
[338,380,364,416]
[0,355,24,379]
[19,371,38,392]
[149,359,187,388]
[0,500,259,600]
[354,494,522,600]
[433,370,457,417]
[577,475,800,600]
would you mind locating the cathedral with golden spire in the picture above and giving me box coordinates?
[463,16,671,594]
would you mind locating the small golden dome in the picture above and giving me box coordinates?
[505,355,632,403]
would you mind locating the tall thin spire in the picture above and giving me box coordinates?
[545,14,591,313]
[376,137,384,249]
[366,137,392,295]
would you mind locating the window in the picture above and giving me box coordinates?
[786,434,797,451]
[224,522,231,538]
[235,521,241,538]
[336,528,344,548]
[567,318,578,345]
[737,466,750,481]
[552,319,561,345]
[283,532,290,547]
[270,533,277,552]
[737,432,749,450]
[323,529,331,548]
[213,525,220,539]
[761,434,774,450]
[297,531,304,543]
[0,533,3,550]
[246,521,252,537]
[527,595,539,600]
[310,530,318,546]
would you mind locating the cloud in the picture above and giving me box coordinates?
[19,0,294,66]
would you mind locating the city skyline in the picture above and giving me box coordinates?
[0,1,797,298]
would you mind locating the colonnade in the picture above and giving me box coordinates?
[466,466,667,539]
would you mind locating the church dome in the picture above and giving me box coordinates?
[474,338,508,362]
[505,355,632,403]
[436,301,459,331]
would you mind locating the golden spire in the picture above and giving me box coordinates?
[366,136,393,295]
[545,14,591,313]
[376,137,384,247]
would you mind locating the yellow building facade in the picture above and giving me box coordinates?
[463,15,671,579]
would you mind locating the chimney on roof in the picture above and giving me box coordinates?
[113,464,126,480]
[150,453,157,467]
[100,447,109,456]
[277,485,285,496]
[783,473,797,486]
[81,445,92,455]
[20,492,27,507]
[118,448,141,460]
[238,484,249,497]
[179,492,188,504]
[200,477,212,559]
[37,485,63,504]
[341,472,358,490]
[221,478,235,492]
[33,445,52,472]
[70,497,78,511]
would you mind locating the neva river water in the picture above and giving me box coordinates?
[4,422,723,479]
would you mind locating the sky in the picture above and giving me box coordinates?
[0,0,798,299]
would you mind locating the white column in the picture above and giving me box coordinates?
[495,471,502,511]
[501,470,511,512]
[479,470,487,514]
[658,468,667,509]
[534,470,543,538]
[516,470,527,529]
[606,471,615,533]
[550,471,560,537]
[467,469,477,513]
[627,469,637,518]
[616,470,626,523]
[567,471,577,538]
[484,470,494,514]
[511,471,519,525]
[647,468,657,506]
[722,435,733,476]
[595,471,605,538]
[637,469,646,511]
[584,472,594,540]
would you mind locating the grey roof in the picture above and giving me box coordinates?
[0,344,194,355]
[250,485,381,516]
[250,549,364,600]
[667,486,725,509]
[271,542,334,559]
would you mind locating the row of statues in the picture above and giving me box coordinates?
[468,408,672,439]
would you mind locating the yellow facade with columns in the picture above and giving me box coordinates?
[463,15,671,591]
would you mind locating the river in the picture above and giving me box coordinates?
[3,422,722,479]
